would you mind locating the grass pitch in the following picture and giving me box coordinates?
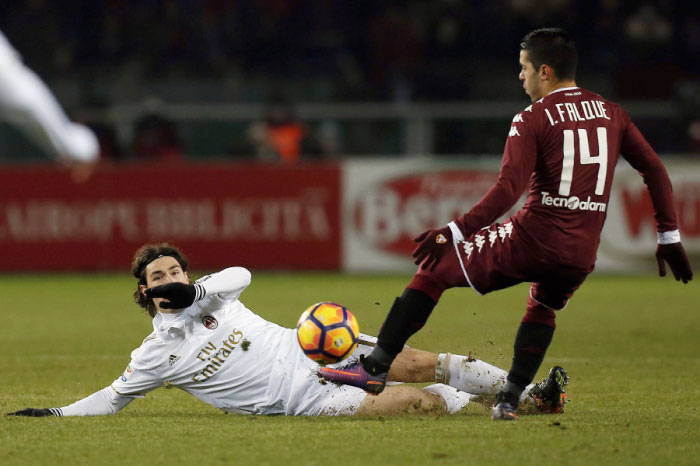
[0,272,698,465]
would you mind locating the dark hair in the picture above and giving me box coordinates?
[520,28,577,81]
[131,243,190,318]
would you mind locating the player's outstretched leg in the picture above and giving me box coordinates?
[318,355,388,395]
[320,289,436,394]
[528,366,569,414]
[354,384,470,416]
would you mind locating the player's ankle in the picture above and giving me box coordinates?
[361,354,390,375]
[368,344,394,368]
[495,390,520,409]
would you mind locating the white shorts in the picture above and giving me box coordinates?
[317,384,368,416]
[313,333,383,416]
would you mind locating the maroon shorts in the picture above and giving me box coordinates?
[410,220,591,310]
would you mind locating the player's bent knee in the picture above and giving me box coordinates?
[407,275,446,303]
[522,295,557,328]
[356,386,446,416]
[388,348,438,383]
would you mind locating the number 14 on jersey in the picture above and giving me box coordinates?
[559,127,608,197]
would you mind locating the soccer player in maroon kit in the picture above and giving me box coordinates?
[320,28,693,420]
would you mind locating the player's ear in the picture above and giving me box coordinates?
[540,64,552,80]
[139,284,148,297]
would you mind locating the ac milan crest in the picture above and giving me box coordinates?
[202,315,218,330]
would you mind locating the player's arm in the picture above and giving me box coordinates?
[6,387,135,417]
[145,267,252,308]
[413,118,537,269]
[7,345,166,418]
[620,119,692,283]
[0,32,99,164]
[452,137,536,236]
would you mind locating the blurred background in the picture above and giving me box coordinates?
[1,0,699,161]
[0,0,698,274]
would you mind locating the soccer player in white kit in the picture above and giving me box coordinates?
[0,30,99,164]
[7,244,566,417]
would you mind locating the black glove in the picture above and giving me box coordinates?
[145,282,204,309]
[6,408,55,417]
[412,225,453,271]
[656,242,693,284]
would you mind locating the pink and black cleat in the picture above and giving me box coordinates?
[317,355,388,395]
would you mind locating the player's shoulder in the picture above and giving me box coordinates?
[516,92,557,121]
[566,87,627,114]
[581,88,631,126]
[513,101,538,120]
[578,87,618,106]
[508,100,545,138]
[129,331,166,366]
[139,330,161,347]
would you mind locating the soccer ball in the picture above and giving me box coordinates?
[296,302,360,364]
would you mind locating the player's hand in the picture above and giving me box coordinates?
[68,161,97,184]
[145,282,199,309]
[5,408,55,417]
[412,226,453,271]
[57,156,97,184]
[655,242,693,283]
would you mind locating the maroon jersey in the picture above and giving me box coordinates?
[454,87,677,270]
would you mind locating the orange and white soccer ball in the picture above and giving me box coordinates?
[296,302,360,364]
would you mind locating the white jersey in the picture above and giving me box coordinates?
[40,267,483,418]
[96,268,364,416]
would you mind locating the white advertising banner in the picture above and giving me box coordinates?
[342,158,700,273]
[598,161,700,272]
[343,158,501,272]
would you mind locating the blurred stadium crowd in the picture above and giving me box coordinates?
[0,0,699,160]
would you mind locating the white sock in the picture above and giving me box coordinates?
[423,383,473,414]
[435,353,534,402]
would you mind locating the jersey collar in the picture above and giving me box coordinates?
[152,307,199,341]
[547,86,580,96]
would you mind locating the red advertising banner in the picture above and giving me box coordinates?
[0,163,341,271]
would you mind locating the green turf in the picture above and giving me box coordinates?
[0,272,698,465]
